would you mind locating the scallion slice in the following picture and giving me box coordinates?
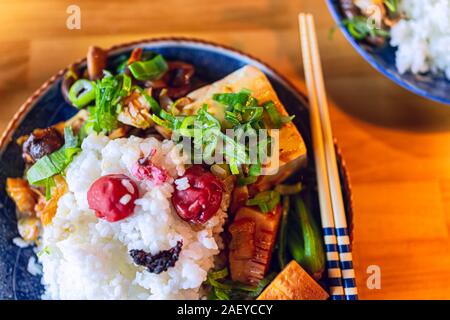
[69,79,96,108]
[246,190,281,213]
[249,163,261,176]
[26,127,81,186]
[128,54,168,81]
[237,175,258,186]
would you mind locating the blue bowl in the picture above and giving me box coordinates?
[326,0,450,105]
[0,38,354,299]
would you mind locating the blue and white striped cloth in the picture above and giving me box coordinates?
[323,227,358,300]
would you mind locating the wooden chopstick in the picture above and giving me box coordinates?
[303,14,358,300]
[298,13,345,300]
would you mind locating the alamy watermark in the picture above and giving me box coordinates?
[66,5,81,30]
[366,265,381,290]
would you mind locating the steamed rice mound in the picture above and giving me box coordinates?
[39,133,227,299]
[390,0,450,79]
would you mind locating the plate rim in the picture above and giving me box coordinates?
[326,0,450,106]
[0,36,354,238]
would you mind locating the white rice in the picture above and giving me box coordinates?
[38,133,228,300]
[390,0,450,79]
[12,237,31,248]
[27,256,43,276]
[174,177,190,191]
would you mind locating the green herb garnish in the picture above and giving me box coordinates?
[68,79,96,109]
[246,190,281,213]
[85,72,124,133]
[277,196,290,269]
[26,127,81,190]
[384,0,398,13]
[206,268,275,300]
[343,16,390,40]
[287,195,325,278]
[37,246,51,257]
[128,54,168,81]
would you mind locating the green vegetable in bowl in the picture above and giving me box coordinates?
[206,267,275,300]
[26,127,82,198]
[383,0,398,13]
[128,54,168,81]
[343,16,389,40]
[277,196,290,269]
[246,190,280,213]
[69,79,96,108]
[287,195,325,279]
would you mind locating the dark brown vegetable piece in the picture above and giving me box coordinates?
[129,240,183,274]
[163,61,195,99]
[145,61,195,100]
[22,127,64,163]
[87,46,108,80]
[127,47,143,66]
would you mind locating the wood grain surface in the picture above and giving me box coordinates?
[0,0,449,299]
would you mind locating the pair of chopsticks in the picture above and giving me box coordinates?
[298,13,358,300]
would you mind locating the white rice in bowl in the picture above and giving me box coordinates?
[38,133,228,300]
[390,0,450,79]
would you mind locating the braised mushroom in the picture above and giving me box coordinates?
[22,127,64,164]
[87,46,108,81]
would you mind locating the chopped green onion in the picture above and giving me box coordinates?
[206,268,275,300]
[214,288,230,300]
[277,196,290,269]
[151,114,170,128]
[208,268,229,280]
[26,127,81,187]
[37,246,51,257]
[343,16,390,40]
[237,175,258,186]
[44,176,56,200]
[288,196,326,278]
[69,79,96,108]
[128,54,168,81]
[263,101,293,129]
[178,116,196,137]
[26,148,66,186]
[248,163,261,177]
[119,74,132,97]
[246,190,280,213]
[212,89,254,109]
[134,85,161,114]
[245,273,276,297]
[384,0,398,13]
[229,160,240,175]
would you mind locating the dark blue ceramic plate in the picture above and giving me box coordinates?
[0,38,353,299]
[327,0,450,105]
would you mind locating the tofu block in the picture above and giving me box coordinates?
[257,260,329,300]
[183,65,307,189]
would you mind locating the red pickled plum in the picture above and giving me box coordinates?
[172,165,223,224]
[87,174,139,222]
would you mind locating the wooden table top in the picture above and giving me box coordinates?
[1,0,449,299]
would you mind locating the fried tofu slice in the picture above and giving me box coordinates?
[257,260,329,300]
[183,65,307,189]
[6,178,38,215]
